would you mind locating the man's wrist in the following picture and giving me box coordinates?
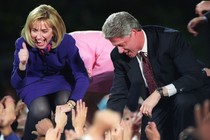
[156,87,169,97]
[156,87,164,97]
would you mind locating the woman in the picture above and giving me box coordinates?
[11,4,89,140]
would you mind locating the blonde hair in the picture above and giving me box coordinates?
[21,4,66,48]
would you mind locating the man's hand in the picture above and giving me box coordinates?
[140,91,161,117]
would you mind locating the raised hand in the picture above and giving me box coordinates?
[55,106,67,133]
[18,42,29,70]
[195,1,210,16]
[194,100,210,140]
[0,96,16,127]
[71,99,87,136]
[187,16,206,36]
[45,127,61,140]
[145,121,160,140]
[0,96,17,137]
[31,118,54,137]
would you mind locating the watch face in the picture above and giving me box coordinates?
[157,87,164,97]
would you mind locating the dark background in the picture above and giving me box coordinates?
[1,0,210,96]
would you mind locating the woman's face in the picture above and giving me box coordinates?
[30,20,53,49]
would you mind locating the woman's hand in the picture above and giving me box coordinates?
[18,42,29,70]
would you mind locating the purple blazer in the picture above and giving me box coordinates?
[11,34,89,106]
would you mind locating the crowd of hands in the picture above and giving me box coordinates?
[0,95,210,140]
[0,96,142,140]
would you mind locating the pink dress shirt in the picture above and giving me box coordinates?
[70,31,115,93]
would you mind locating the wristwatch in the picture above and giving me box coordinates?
[156,87,164,97]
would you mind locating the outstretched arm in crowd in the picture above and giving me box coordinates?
[0,96,21,140]
[32,118,54,140]
[71,99,87,136]
[195,1,210,16]
[145,122,160,140]
[194,99,210,140]
[65,99,88,140]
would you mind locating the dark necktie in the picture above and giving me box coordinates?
[139,52,157,94]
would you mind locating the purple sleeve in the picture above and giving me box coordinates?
[64,34,90,100]
[4,132,21,140]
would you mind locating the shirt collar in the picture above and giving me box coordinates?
[138,30,148,54]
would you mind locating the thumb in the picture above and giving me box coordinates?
[22,42,28,50]
[31,131,38,136]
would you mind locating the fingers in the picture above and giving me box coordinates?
[19,42,29,67]
[195,7,203,16]
[31,131,39,136]
[194,104,202,127]
[187,21,198,36]
[203,100,210,117]
[22,42,28,50]
[140,106,152,118]
[71,108,75,122]
[194,100,210,128]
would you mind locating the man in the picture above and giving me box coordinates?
[102,11,210,140]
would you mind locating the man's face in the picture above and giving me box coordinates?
[109,30,140,58]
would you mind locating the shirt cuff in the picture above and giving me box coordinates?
[165,84,177,97]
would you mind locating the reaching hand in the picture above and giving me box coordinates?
[194,100,210,140]
[71,99,87,136]
[195,1,210,16]
[45,127,61,140]
[187,16,206,36]
[65,129,80,140]
[32,118,54,137]
[203,68,210,77]
[0,96,16,128]
[145,122,160,140]
[110,124,124,140]
[140,91,161,118]
[0,96,17,137]
[55,106,67,133]
[122,109,142,139]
